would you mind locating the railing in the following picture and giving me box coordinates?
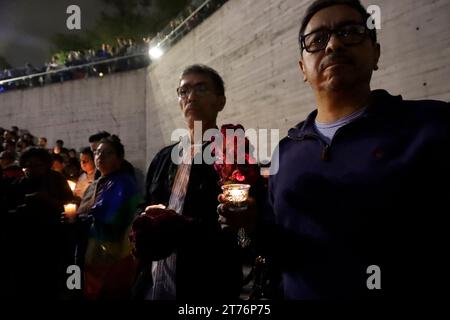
[0,0,226,89]
[0,53,148,86]
[149,0,213,51]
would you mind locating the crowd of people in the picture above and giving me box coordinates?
[1,0,449,301]
[0,127,140,299]
[0,0,228,94]
[0,39,151,93]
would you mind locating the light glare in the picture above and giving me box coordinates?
[149,46,163,59]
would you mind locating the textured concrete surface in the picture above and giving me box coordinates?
[1,0,449,191]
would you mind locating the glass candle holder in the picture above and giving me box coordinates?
[221,184,250,209]
[64,203,78,221]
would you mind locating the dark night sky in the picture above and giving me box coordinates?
[0,0,107,68]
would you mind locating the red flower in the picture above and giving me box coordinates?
[214,124,259,185]
[232,170,246,182]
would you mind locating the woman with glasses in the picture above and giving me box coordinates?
[66,135,140,300]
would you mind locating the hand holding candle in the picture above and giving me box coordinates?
[64,203,77,223]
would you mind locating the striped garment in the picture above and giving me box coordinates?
[147,142,198,300]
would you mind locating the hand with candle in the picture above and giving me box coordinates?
[62,203,78,223]
[212,124,262,248]
[217,194,257,234]
[130,204,188,262]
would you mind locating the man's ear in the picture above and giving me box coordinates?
[216,96,226,112]
[299,58,307,82]
[373,43,381,71]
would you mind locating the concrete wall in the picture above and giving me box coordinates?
[1,0,449,187]
[0,69,148,188]
[145,0,450,163]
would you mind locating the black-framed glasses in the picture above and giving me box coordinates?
[300,24,369,53]
[176,83,211,98]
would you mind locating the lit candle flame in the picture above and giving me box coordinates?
[222,184,250,206]
[228,189,247,203]
[64,203,77,218]
[67,180,76,192]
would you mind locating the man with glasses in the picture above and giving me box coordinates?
[130,64,243,300]
[266,0,449,298]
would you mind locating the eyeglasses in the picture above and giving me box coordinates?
[176,83,211,98]
[300,24,369,53]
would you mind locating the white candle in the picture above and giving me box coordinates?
[229,189,247,203]
[222,184,250,206]
[64,203,77,219]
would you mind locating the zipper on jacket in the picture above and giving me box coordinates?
[321,144,330,161]
[288,111,372,162]
[288,133,331,162]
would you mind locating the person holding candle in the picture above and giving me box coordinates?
[73,147,96,199]
[130,65,253,300]
[5,147,74,299]
[66,135,140,300]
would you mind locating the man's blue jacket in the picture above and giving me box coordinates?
[268,89,450,299]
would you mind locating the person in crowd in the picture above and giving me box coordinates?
[265,0,450,299]
[5,147,73,298]
[74,147,96,199]
[16,137,31,153]
[68,148,77,159]
[64,135,140,300]
[0,150,23,182]
[3,130,16,142]
[53,139,68,155]
[51,153,65,174]
[64,150,81,181]
[88,131,136,180]
[130,64,247,300]
[38,137,48,149]
[2,139,16,154]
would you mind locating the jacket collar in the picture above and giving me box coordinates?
[288,89,403,139]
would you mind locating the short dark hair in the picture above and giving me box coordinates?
[89,131,111,143]
[99,135,125,159]
[56,139,64,146]
[180,64,225,96]
[0,150,16,161]
[19,147,53,169]
[299,0,377,52]
[52,153,64,163]
[80,146,94,160]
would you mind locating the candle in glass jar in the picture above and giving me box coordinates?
[221,184,250,207]
[64,203,77,218]
[228,188,247,202]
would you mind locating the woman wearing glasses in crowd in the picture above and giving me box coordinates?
[64,135,140,300]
